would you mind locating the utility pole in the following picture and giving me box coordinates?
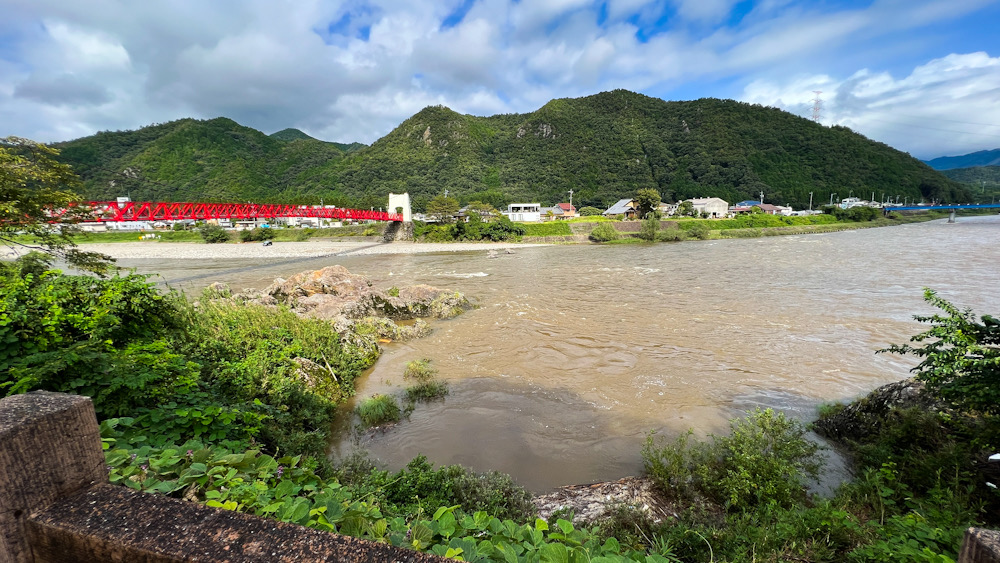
[759,190,764,204]
[568,189,573,212]
[444,189,449,199]
[808,192,813,211]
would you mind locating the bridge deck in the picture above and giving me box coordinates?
[79,201,403,222]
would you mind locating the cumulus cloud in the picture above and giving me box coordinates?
[0,0,996,159]
[741,52,1000,158]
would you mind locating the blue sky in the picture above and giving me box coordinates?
[1,0,998,158]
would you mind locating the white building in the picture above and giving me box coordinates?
[687,197,729,218]
[505,203,541,222]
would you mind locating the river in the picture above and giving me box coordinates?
[123,216,1000,492]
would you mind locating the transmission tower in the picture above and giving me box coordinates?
[811,91,823,122]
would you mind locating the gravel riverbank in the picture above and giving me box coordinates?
[60,240,548,260]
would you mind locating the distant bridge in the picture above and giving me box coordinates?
[886,202,1000,223]
[78,201,403,223]
[888,203,1000,212]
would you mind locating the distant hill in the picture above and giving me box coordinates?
[55,118,351,203]
[333,91,965,210]
[940,166,1000,201]
[924,149,1000,170]
[269,128,317,141]
[53,90,968,210]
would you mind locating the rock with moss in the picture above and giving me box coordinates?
[812,378,941,441]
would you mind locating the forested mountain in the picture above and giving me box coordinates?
[924,149,1000,170]
[940,166,1000,201]
[54,90,967,211]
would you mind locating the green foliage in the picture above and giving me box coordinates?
[238,227,276,242]
[589,222,620,242]
[638,215,660,241]
[53,92,967,214]
[1,137,112,273]
[356,394,401,427]
[675,200,695,217]
[405,381,449,402]
[880,290,1000,414]
[684,221,711,240]
[426,195,460,220]
[199,223,230,243]
[403,358,437,382]
[578,206,603,216]
[521,221,572,237]
[643,408,821,510]
[634,188,661,219]
[827,205,881,222]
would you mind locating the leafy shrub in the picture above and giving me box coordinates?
[578,206,603,216]
[880,289,1000,414]
[403,358,437,382]
[238,227,276,242]
[642,408,821,510]
[589,223,620,242]
[685,221,711,240]
[356,394,401,427]
[656,229,686,242]
[199,223,230,243]
[638,215,660,241]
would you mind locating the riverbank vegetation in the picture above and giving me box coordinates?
[5,236,997,560]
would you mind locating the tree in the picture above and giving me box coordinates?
[676,200,695,217]
[578,206,602,216]
[639,215,660,241]
[879,289,1000,414]
[426,195,460,223]
[634,188,661,219]
[464,201,499,221]
[0,137,111,273]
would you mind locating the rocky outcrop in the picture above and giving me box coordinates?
[533,477,674,525]
[213,265,472,341]
[812,378,941,441]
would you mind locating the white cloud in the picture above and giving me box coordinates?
[0,0,996,161]
[741,52,1000,158]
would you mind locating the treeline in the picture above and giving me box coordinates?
[54,90,969,213]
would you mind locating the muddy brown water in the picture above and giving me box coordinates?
[121,216,1000,492]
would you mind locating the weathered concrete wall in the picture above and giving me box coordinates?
[960,528,1000,563]
[0,392,444,562]
[0,393,106,563]
[27,485,442,563]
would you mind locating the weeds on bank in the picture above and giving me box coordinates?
[356,394,401,427]
[403,358,448,402]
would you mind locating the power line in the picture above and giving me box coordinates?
[850,117,1000,139]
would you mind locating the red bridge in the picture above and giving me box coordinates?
[79,201,403,223]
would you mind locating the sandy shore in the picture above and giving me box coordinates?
[60,240,547,260]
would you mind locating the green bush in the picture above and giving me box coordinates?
[356,394,401,427]
[238,227,276,242]
[589,223,620,242]
[406,381,449,402]
[403,358,436,382]
[685,221,711,240]
[638,216,660,241]
[199,223,230,243]
[656,229,686,242]
[578,206,603,216]
[642,408,821,510]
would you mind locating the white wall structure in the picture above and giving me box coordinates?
[505,203,541,222]
[388,193,412,222]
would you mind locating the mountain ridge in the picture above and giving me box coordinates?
[924,149,1000,170]
[52,90,969,210]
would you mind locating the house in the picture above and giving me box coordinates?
[603,198,637,219]
[687,197,729,218]
[555,203,576,218]
[505,203,542,222]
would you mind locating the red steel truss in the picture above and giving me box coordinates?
[81,201,403,223]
